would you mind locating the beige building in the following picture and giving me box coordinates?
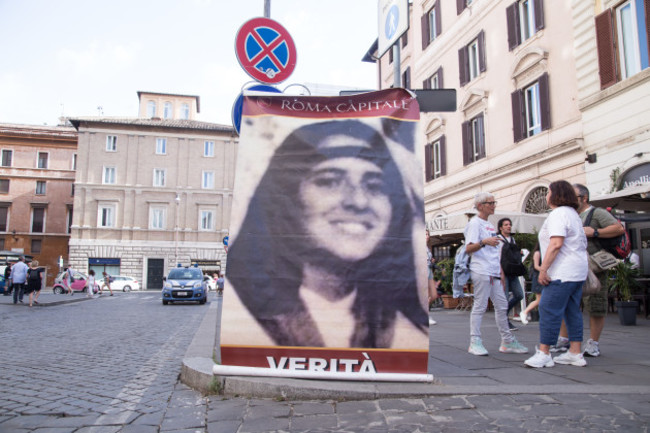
[68,92,237,289]
[376,0,588,250]
[0,123,78,285]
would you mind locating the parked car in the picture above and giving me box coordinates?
[97,275,140,292]
[52,271,99,295]
[203,275,217,291]
[162,266,208,305]
[0,274,5,294]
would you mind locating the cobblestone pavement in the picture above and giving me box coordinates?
[1,294,649,432]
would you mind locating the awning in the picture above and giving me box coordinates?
[427,210,547,247]
[589,183,650,212]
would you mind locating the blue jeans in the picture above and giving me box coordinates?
[538,280,584,346]
[505,275,524,314]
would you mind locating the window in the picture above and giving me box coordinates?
[147,101,156,117]
[596,0,649,88]
[106,135,117,151]
[156,138,167,155]
[462,113,485,165]
[0,179,9,193]
[67,207,73,234]
[422,2,442,50]
[202,171,214,189]
[150,207,166,229]
[1,150,12,167]
[31,239,42,254]
[401,31,408,48]
[200,210,214,231]
[31,207,45,233]
[457,0,473,14]
[163,102,172,119]
[204,141,215,157]
[72,153,77,170]
[402,67,411,89]
[0,206,8,231]
[425,136,447,181]
[423,67,444,89]
[37,152,48,169]
[511,73,550,142]
[98,204,116,228]
[180,103,190,119]
[103,166,116,184]
[35,181,46,195]
[506,0,545,50]
[153,169,166,187]
[458,31,486,86]
[71,184,75,196]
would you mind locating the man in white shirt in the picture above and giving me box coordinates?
[463,193,528,356]
[10,255,29,304]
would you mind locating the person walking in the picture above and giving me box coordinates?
[3,263,12,296]
[101,271,114,296]
[26,260,45,307]
[520,243,543,325]
[463,193,528,356]
[216,273,224,296]
[553,183,625,356]
[426,230,438,326]
[497,218,525,331]
[524,180,588,368]
[62,267,75,296]
[85,269,97,298]
[10,256,29,304]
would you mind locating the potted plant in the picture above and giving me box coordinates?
[608,261,640,326]
[434,258,459,309]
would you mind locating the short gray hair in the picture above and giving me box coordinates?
[474,192,495,208]
[573,183,589,201]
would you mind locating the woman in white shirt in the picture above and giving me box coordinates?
[525,180,588,368]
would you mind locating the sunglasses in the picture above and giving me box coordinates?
[481,201,497,205]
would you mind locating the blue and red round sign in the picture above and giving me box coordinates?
[235,17,297,84]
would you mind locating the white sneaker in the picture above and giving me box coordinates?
[468,337,488,356]
[429,318,437,326]
[524,347,554,368]
[583,339,600,357]
[553,351,587,367]
[550,337,570,353]
[519,311,529,325]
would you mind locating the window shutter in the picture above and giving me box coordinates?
[439,135,447,176]
[403,67,411,89]
[401,32,408,48]
[437,66,444,88]
[534,0,545,31]
[462,121,471,165]
[458,46,468,86]
[421,13,430,50]
[457,0,465,15]
[506,2,520,51]
[425,144,433,181]
[476,113,486,159]
[511,89,524,142]
[389,46,394,64]
[478,30,487,73]
[435,1,442,37]
[538,73,551,131]
[423,78,431,89]
[595,9,617,89]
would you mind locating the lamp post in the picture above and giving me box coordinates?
[174,194,180,266]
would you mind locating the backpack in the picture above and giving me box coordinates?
[28,268,40,282]
[584,208,631,259]
[499,235,527,277]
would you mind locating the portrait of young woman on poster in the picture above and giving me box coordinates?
[225,118,428,349]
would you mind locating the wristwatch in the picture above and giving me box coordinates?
[593,229,600,238]
[479,240,485,248]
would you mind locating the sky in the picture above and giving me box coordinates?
[0,0,380,127]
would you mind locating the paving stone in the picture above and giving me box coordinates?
[289,414,338,431]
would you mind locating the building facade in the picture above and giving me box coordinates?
[68,92,237,289]
[0,123,78,285]
[376,0,588,250]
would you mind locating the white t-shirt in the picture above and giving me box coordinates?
[464,216,500,277]
[538,206,588,282]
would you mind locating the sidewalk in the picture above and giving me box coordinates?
[0,289,94,306]
[181,297,650,399]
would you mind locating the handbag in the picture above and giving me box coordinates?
[589,250,618,272]
[582,267,601,296]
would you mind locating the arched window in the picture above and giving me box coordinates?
[180,103,190,119]
[163,102,173,119]
[147,101,156,118]
[524,186,550,214]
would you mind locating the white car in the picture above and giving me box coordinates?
[98,275,141,292]
[203,275,217,291]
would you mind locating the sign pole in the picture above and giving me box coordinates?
[264,0,270,18]
[393,44,401,88]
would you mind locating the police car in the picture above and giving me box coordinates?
[162,265,208,305]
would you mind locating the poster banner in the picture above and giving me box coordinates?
[221,89,429,377]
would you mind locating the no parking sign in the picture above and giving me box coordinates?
[235,17,297,84]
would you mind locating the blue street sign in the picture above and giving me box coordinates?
[231,84,281,134]
[385,5,399,40]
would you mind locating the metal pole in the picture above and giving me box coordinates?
[264,0,270,18]
[393,44,401,88]
[174,194,180,266]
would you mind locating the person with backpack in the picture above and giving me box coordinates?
[26,260,45,307]
[497,218,527,331]
[101,271,114,296]
[463,192,528,356]
[553,184,625,357]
